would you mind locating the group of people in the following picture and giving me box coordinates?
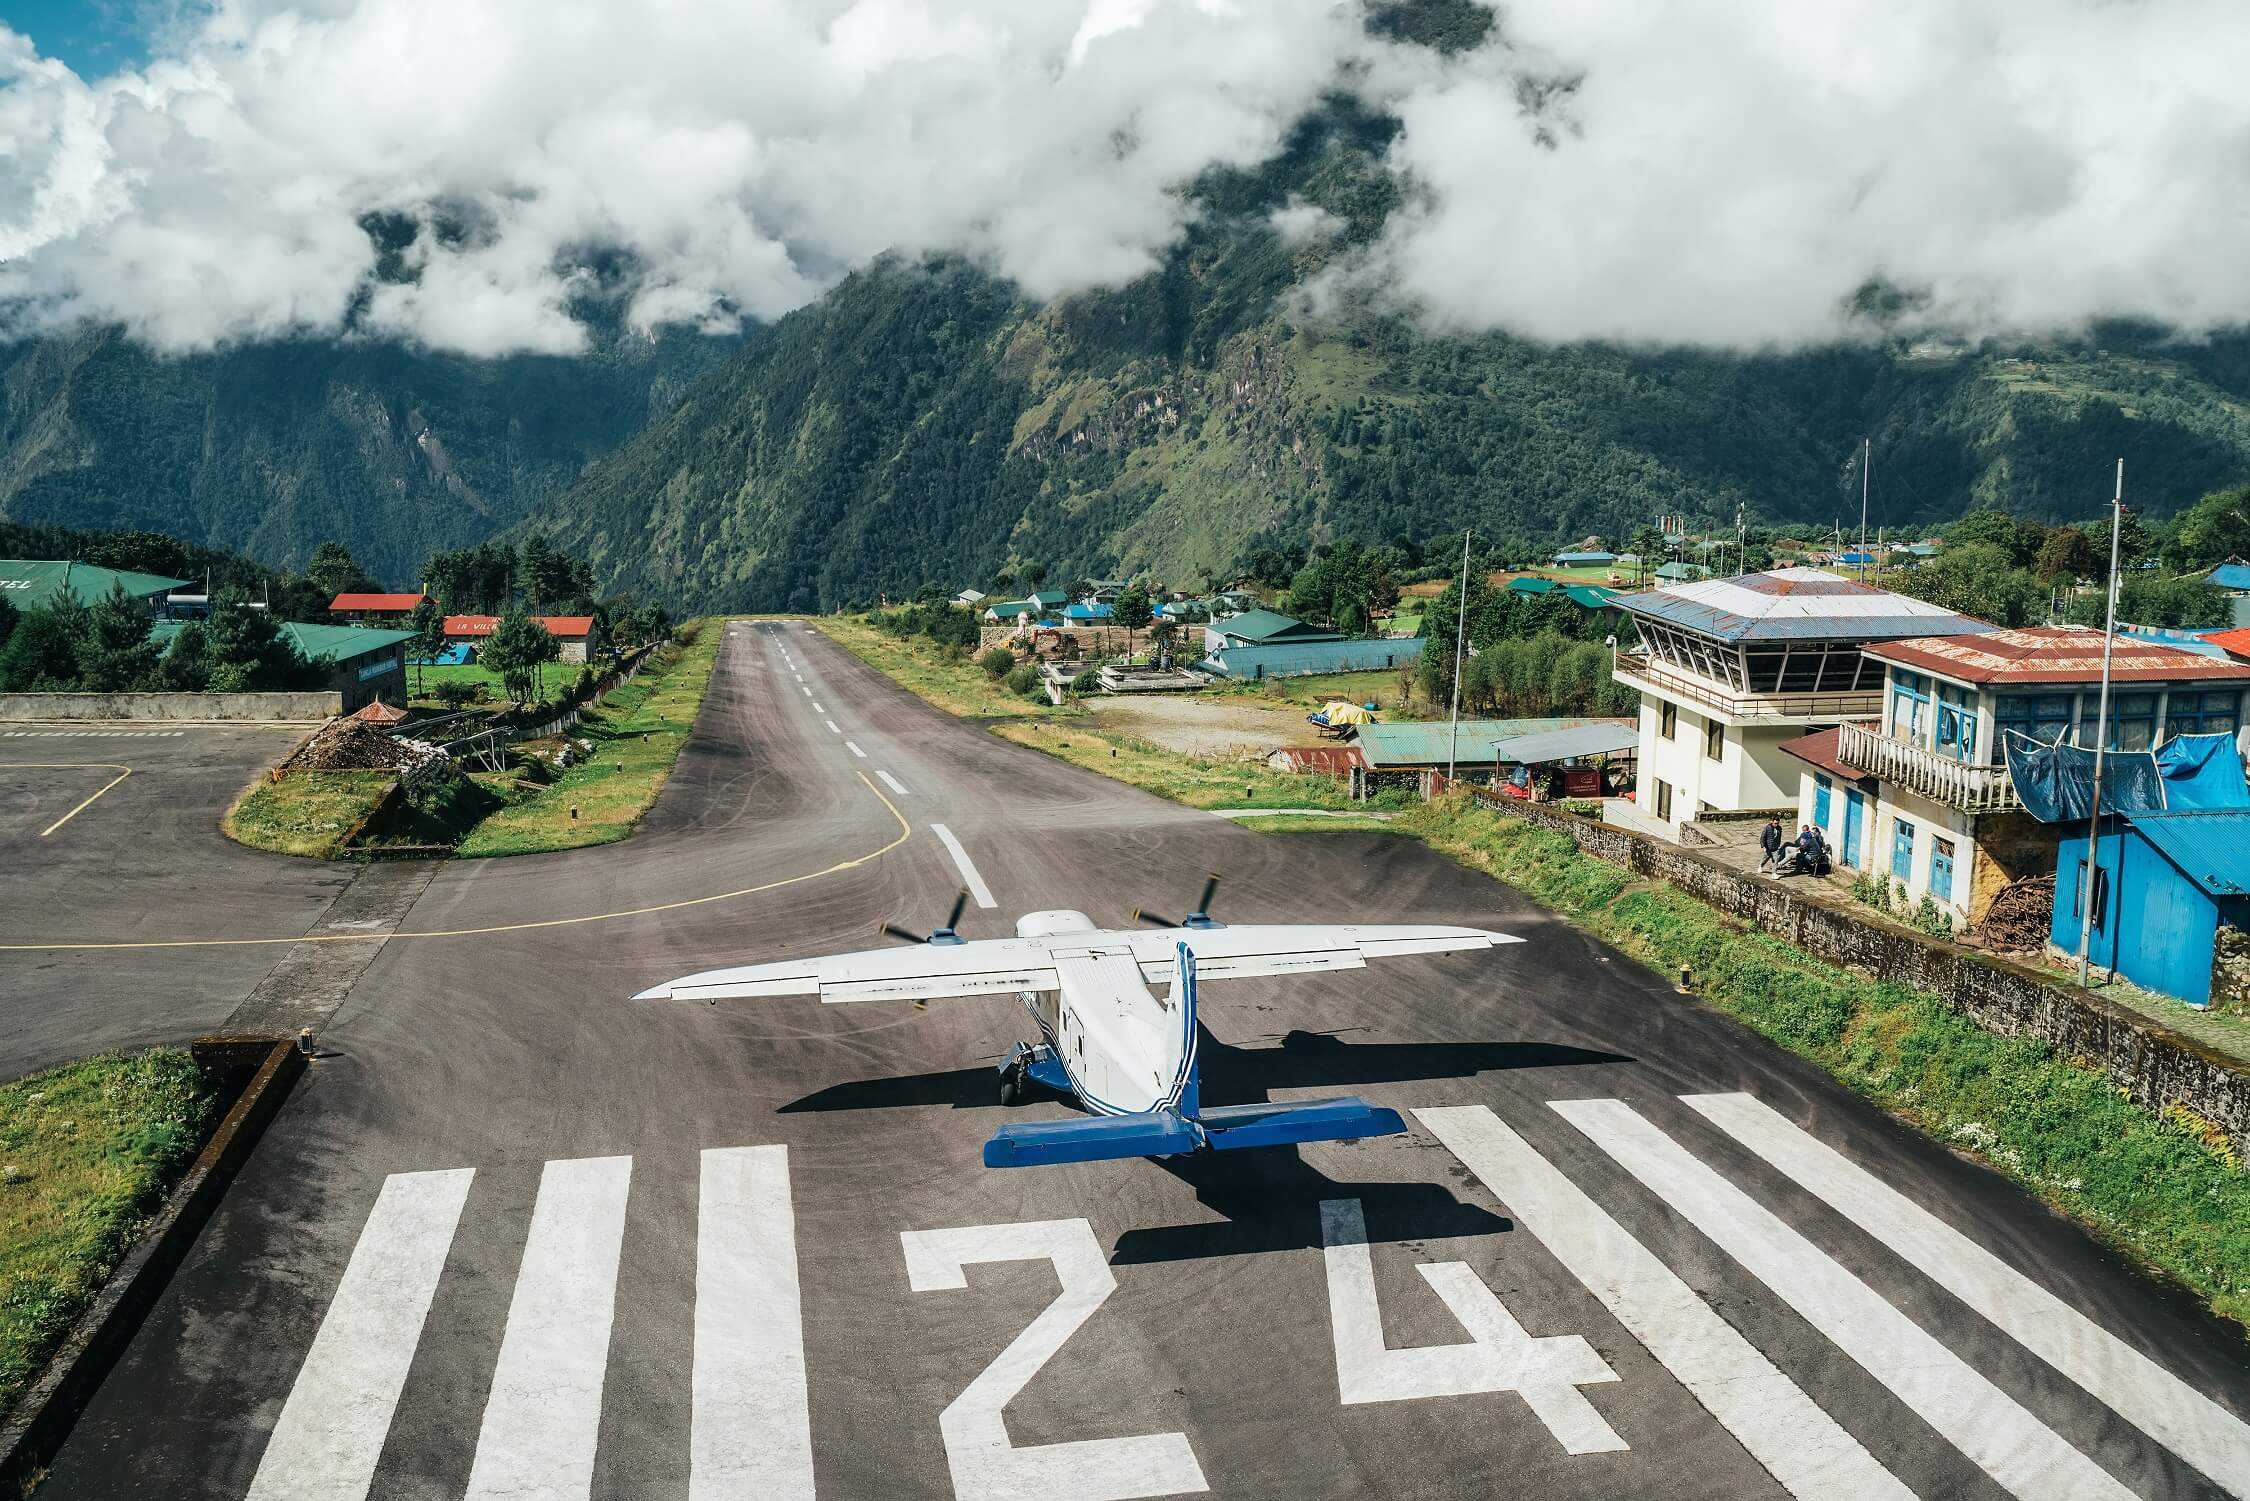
[1760,816,1830,877]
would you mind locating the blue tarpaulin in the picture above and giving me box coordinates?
[2004,729,2249,822]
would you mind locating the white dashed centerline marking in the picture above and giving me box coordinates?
[823,720,840,734]
[812,702,824,713]
[929,823,996,909]
[844,741,867,759]
[876,769,910,796]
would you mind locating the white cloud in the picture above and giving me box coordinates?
[0,0,1367,352]
[1,0,2247,356]
[1357,0,2250,347]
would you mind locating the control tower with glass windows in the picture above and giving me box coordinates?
[1610,568,1995,834]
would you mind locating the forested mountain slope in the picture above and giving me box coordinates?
[528,98,2250,612]
[0,321,732,586]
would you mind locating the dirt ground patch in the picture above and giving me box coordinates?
[1087,694,1327,756]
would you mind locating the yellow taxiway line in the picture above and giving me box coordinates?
[4,762,135,838]
[0,769,913,953]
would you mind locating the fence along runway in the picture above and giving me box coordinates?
[241,1091,2246,1500]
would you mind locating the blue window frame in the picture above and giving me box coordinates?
[2166,688,2241,737]
[1813,773,1832,830]
[1934,693,1977,762]
[1930,836,1955,903]
[2104,692,2158,751]
[1889,670,1929,744]
[1891,818,1915,883]
[1996,693,2073,750]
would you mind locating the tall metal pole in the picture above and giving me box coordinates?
[1857,437,1871,580]
[2076,459,2125,986]
[1446,530,1471,783]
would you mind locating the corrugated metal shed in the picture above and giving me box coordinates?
[1504,577,1559,595]
[1203,638,1422,679]
[2127,810,2250,896]
[1353,716,1609,768]
[150,619,413,663]
[1563,584,1619,609]
[1488,721,1637,763]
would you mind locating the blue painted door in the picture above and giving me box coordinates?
[1842,790,1864,867]
[1813,774,1832,830]
[1891,819,1915,883]
[1930,838,1955,904]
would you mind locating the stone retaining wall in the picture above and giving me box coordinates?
[0,691,342,722]
[1474,789,2250,1156]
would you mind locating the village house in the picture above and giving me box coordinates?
[328,591,428,624]
[1609,567,1993,837]
[1783,625,2250,926]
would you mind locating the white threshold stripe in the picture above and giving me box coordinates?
[465,1156,634,1501]
[693,1147,815,1500]
[246,1168,475,1501]
[1552,1099,2133,1501]
[1685,1092,2250,1497]
[876,769,910,796]
[1414,1108,1905,1500]
[930,823,997,909]
[845,740,867,759]
[823,719,841,734]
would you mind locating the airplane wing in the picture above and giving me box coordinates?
[1117,923,1518,983]
[635,923,1516,1005]
[633,936,1061,1005]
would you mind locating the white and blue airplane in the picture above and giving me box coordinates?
[635,881,1518,1168]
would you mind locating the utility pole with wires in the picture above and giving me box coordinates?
[1446,529,1472,784]
[1857,437,1871,581]
[2076,458,2126,988]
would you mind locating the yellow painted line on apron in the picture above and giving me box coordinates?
[0,770,911,952]
[3,763,135,838]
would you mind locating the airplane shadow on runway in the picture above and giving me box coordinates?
[780,1028,1630,1263]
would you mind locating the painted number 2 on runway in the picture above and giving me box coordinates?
[901,1219,1209,1501]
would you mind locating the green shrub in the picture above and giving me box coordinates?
[1069,667,1102,693]
[1004,665,1043,697]
[433,680,476,710]
[977,646,1015,678]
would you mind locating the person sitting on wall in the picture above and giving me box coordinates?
[1784,823,1830,877]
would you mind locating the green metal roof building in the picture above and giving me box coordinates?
[0,559,191,610]
[149,619,414,712]
[1207,608,1340,648]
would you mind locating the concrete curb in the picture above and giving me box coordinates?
[0,1036,306,1493]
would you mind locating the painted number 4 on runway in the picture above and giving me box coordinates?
[901,1210,1622,1501]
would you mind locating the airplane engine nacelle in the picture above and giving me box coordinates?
[1016,909,1099,938]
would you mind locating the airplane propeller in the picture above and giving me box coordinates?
[878,889,971,947]
[1133,873,1223,931]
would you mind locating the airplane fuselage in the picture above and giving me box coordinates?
[1010,909,1193,1117]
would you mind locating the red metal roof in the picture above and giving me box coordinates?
[330,592,426,613]
[1778,727,1875,781]
[2204,626,2250,660]
[1865,626,2250,685]
[349,699,409,725]
[442,613,593,639]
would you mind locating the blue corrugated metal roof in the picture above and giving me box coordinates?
[2118,625,2229,659]
[1553,551,1614,565]
[2124,810,2250,896]
[2206,562,2250,592]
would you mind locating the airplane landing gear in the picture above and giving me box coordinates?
[998,1058,1026,1106]
[996,1041,1055,1106]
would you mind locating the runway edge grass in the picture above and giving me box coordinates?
[453,621,720,858]
[807,614,1067,719]
[0,1050,216,1421]
[1391,794,2250,1336]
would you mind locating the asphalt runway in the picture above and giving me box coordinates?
[22,625,2250,1499]
[0,722,344,1073]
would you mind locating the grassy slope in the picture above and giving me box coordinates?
[223,770,394,858]
[992,720,1360,811]
[453,623,720,858]
[808,616,1063,719]
[1209,667,1439,721]
[0,1050,215,1416]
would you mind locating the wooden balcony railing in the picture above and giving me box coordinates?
[1836,722,2021,812]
